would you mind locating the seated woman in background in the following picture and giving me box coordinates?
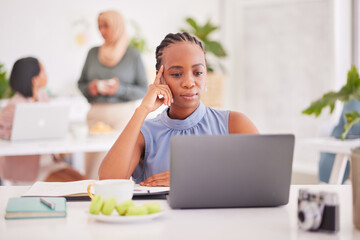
[0,57,86,184]
[78,10,148,179]
[99,32,259,186]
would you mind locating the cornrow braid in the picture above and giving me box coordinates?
[155,32,205,70]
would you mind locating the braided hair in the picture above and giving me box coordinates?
[155,32,205,70]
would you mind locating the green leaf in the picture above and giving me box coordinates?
[302,65,360,116]
[0,63,14,99]
[129,38,147,53]
[128,20,149,53]
[342,111,360,140]
[202,20,218,38]
[180,17,227,72]
[185,18,199,32]
[204,40,227,57]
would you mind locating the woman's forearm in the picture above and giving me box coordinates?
[98,106,149,179]
[99,64,171,179]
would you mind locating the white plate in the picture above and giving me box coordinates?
[88,131,116,139]
[89,131,114,136]
[88,210,165,223]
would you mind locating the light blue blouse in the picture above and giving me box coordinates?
[132,102,230,183]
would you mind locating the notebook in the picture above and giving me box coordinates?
[11,102,69,141]
[22,180,169,201]
[5,197,66,219]
[167,134,295,209]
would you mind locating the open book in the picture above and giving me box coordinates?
[22,180,169,201]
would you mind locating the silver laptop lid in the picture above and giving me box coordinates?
[168,134,294,209]
[11,102,69,141]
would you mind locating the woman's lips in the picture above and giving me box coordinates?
[180,93,198,100]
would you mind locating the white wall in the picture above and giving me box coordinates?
[0,0,353,138]
[222,0,350,176]
[223,0,337,137]
[0,0,220,95]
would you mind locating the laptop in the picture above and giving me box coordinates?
[168,134,295,209]
[11,102,70,141]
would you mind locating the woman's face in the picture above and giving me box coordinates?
[98,18,113,43]
[36,62,47,88]
[161,42,207,110]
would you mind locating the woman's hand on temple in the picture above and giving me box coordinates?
[139,170,170,187]
[139,65,173,113]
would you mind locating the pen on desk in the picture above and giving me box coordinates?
[40,197,56,210]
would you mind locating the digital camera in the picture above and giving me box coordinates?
[297,189,339,233]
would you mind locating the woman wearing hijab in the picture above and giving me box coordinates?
[78,10,148,179]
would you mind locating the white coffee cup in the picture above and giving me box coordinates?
[71,123,88,140]
[87,179,134,203]
[97,79,116,94]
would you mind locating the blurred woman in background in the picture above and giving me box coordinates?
[0,57,86,184]
[78,10,148,179]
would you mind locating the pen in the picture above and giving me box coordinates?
[40,197,56,210]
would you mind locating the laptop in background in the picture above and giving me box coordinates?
[11,102,70,141]
[168,134,295,209]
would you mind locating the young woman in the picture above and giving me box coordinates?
[78,10,148,179]
[0,57,86,183]
[99,32,258,186]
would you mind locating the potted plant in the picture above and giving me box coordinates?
[302,65,360,140]
[128,20,149,54]
[303,66,360,229]
[180,17,227,108]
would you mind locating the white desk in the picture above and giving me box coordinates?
[298,137,360,184]
[0,185,359,239]
[0,132,120,156]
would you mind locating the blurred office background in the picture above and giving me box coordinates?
[0,0,359,184]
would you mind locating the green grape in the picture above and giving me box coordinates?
[143,203,162,214]
[115,199,135,216]
[125,205,148,216]
[89,195,104,215]
[101,197,117,216]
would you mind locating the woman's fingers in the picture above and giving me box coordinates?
[157,85,173,106]
[154,65,164,85]
[153,65,173,106]
[89,80,99,97]
[140,171,170,187]
[140,65,173,111]
[151,84,172,106]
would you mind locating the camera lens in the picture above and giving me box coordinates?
[298,211,305,223]
[298,201,322,230]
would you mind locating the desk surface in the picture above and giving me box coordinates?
[298,137,360,154]
[0,132,119,156]
[0,185,359,239]
[297,137,360,184]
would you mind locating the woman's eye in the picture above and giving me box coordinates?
[171,73,182,77]
[195,71,203,76]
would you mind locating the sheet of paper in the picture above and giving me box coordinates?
[133,184,169,195]
[22,180,96,197]
[23,180,169,197]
